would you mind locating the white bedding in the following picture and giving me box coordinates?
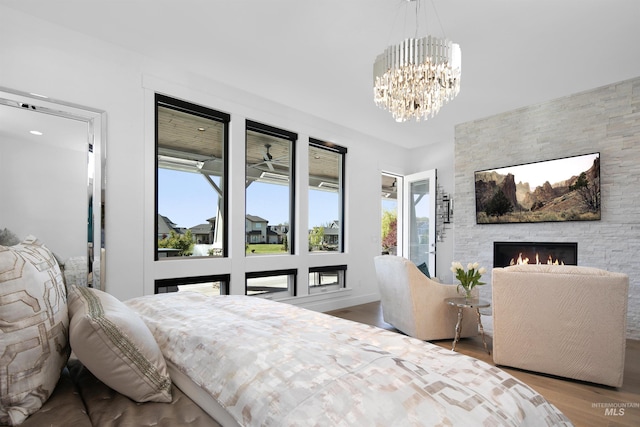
[125,293,573,426]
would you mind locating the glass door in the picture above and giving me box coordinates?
[402,170,437,275]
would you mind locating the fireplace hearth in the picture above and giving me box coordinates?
[493,242,577,268]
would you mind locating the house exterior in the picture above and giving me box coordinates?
[267,224,288,244]
[245,215,268,244]
[163,215,277,245]
[309,220,339,250]
[190,222,213,244]
[157,215,183,240]
[244,217,288,245]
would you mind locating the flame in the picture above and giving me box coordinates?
[509,252,565,265]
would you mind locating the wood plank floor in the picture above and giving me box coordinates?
[327,301,640,427]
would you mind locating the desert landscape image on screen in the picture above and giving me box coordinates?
[475,152,600,224]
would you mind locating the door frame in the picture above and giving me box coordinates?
[401,169,437,276]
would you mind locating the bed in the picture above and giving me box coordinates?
[125,293,572,426]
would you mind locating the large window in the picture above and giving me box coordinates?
[155,94,229,259]
[245,121,296,255]
[308,139,346,252]
[246,270,296,299]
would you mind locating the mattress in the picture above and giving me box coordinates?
[125,293,573,426]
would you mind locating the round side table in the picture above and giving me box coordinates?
[445,297,491,355]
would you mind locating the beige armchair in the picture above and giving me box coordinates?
[492,264,629,387]
[373,255,477,341]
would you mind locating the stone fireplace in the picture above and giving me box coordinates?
[493,242,578,268]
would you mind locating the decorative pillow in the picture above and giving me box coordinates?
[0,228,20,246]
[416,262,431,278]
[67,286,172,403]
[0,236,70,426]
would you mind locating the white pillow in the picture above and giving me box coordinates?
[0,236,69,426]
[67,286,172,403]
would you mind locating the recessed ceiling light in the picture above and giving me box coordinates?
[30,130,43,136]
[197,127,205,132]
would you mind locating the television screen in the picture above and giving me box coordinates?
[475,152,600,224]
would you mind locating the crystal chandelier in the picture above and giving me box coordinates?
[373,4,461,122]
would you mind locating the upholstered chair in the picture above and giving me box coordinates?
[373,255,478,341]
[492,264,629,387]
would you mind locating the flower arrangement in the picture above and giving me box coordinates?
[451,261,486,299]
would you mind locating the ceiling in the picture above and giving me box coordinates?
[156,104,339,183]
[2,0,640,149]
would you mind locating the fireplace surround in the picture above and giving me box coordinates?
[493,242,577,268]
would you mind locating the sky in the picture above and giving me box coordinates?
[158,169,339,229]
[382,199,397,220]
[482,152,599,189]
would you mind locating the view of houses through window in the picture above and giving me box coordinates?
[245,121,296,255]
[155,95,348,297]
[155,94,229,260]
[308,140,346,253]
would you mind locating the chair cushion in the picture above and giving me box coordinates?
[67,286,172,403]
[0,236,70,426]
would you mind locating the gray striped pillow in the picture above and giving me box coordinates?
[67,286,172,402]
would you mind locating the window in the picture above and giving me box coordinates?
[245,121,296,255]
[155,94,229,259]
[381,173,399,255]
[246,270,296,299]
[308,139,346,252]
[155,274,229,295]
[309,265,346,294]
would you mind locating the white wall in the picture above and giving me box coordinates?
[0,6,409,311]
[454,77,640,339]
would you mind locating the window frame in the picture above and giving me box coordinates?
[155,274,230,295]
[245,120,297,255]
[154,93,230,260]
[308,138,347,253]
[308,264,347,294]
[245,269,297,299]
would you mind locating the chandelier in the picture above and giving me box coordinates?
[373,5,461,122]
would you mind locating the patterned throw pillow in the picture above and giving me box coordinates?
[67,286,172,403]
[0,236,70,426]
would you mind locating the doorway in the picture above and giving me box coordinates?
[381,169,437,276]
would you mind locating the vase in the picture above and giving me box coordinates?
[459,287,473,300]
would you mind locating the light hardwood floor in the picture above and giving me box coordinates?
[327,301,640,427]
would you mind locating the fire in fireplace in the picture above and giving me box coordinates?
[493,242,577,268]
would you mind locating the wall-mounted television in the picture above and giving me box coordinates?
[475,152,600,224]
